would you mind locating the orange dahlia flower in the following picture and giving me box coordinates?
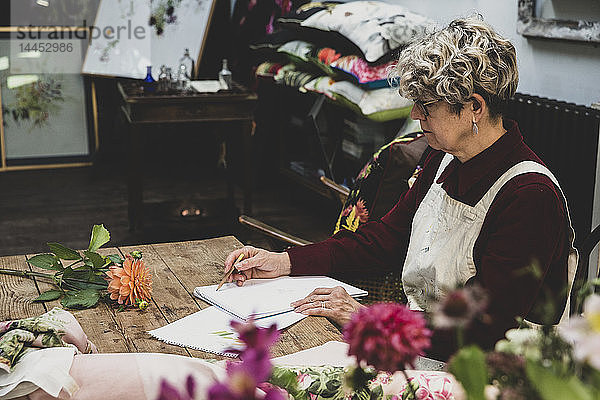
[106,255,152,305]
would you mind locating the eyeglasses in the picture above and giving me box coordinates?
[414,99,440,118]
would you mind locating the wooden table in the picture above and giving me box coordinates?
[0,236,342,359]
[118,82,258,231]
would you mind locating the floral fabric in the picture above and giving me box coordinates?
[334,134,427,234]
[269,365,459,399]
[330,56,395,89]
[0,307,94,372]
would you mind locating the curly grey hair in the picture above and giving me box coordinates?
[393,15,518,119]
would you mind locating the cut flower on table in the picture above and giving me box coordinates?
[0,224,152,310]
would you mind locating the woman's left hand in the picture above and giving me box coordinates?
[291,286,366,327]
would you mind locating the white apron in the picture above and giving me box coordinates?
[402,153,578,323]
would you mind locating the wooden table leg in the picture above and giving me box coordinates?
[127,124,143,231]
[242,120,253,214]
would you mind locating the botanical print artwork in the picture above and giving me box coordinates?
[149,0,183,36]
[1,75,65,131]
[83,0,213,79]
[98,39,119,62]
[96,0,135,62]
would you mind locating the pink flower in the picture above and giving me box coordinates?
[156,375,195,400]
[344,303,432,371]
[208,321,284,400]
[354,199,369,223]
[297,373,312,390]
[400,374,455,400]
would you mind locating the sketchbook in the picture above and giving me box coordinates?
[148,306,306,357]
[193,276,368,321]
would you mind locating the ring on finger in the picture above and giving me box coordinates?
[321,301,326,309]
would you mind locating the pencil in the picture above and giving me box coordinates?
[216,253,244,291]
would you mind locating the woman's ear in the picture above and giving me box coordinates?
[470,93,486,122]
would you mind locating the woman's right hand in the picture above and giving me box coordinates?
[223,246,291,286]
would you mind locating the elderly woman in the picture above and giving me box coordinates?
[224,16,577,359]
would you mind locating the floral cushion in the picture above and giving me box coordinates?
[269,365,460,399]
[334,133,428,234]
[274,63,318,88]
[304,77,412,121]
[281,1,433,63]
[330,55,396,89]
[277,40,314,63]
[261,38,398,89]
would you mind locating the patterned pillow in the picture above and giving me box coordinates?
[330,55,396,89]
[298,1,433,63]
[303,78,412,122]
[334,133,429,234]
[273,63,318,88]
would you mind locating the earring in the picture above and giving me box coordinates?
[472,120,478,135]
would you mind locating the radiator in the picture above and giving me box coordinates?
[505,93,600,250]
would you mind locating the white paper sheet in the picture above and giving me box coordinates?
[189,80,222,93]
[194,276,368,321]
[148,306,307,357]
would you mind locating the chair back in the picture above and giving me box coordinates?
[573,224,600,313]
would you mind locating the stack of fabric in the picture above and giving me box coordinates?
[252,1,435,123]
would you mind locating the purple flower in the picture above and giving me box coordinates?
[156,375,195,400]
[230,320,279,352]
[207,321,283,400]
[432,285,488,330]
[344,303,432,371]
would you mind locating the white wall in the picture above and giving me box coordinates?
[385,0,600,107]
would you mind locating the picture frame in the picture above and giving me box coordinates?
[82,0,217,79]
[0,29,95,171]
[517,0,600,43]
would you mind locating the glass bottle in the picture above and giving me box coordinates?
[157,65,168,92]
[143,65,156,93]
[177,63,189,89]
[218,59,232,90]
[178,48,195,80]
[165,67,174,90]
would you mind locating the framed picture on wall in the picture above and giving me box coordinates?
[0,30,95,170]
[82,0,217,79]
[517,0,600,43]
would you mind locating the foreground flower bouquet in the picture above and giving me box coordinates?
[0,224,152,310]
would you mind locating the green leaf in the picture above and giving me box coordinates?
[448,345,488,400]
[33,289,62,302]
[369,385,383,400]
[60,289,101,309]
[88,224,110,252]
[269,366,305,400]
[84,251,107,269]
[526,360,594,400]
[106,254,123,265]
[47,242,81,260]
[27,254,62,271]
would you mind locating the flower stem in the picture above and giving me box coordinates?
[0,268,54,280]
[401,370,417,400]
[0,268,107,288]
[456,326,464,349]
